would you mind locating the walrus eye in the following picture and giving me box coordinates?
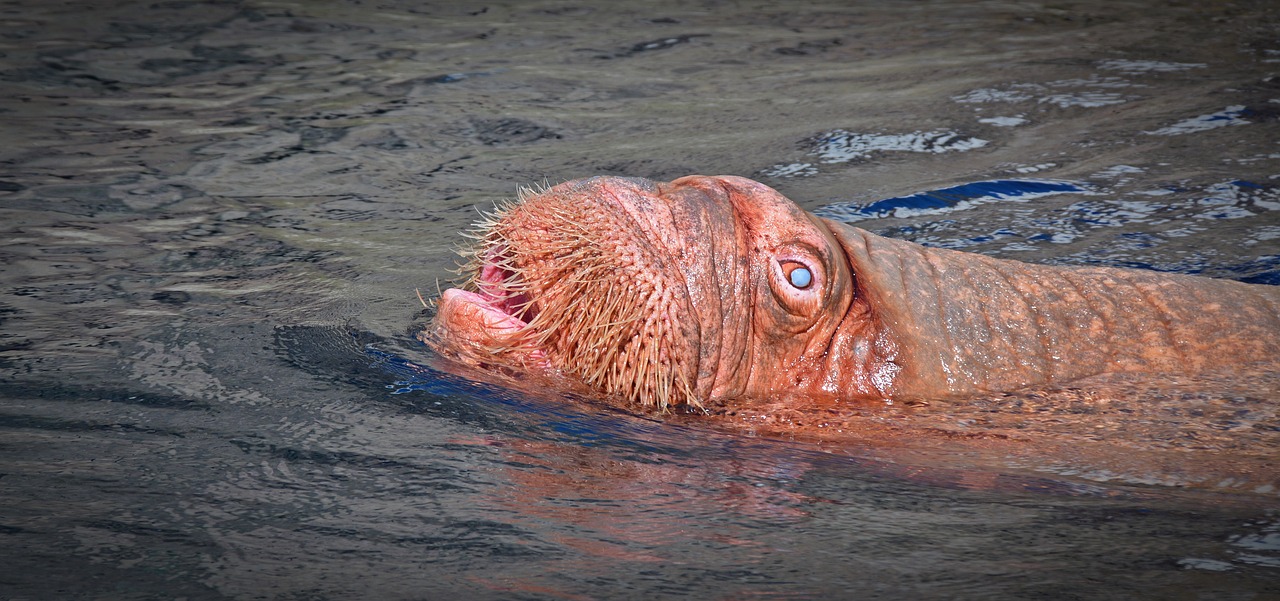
[780,260,815,290]
[770,255,824,318]
[788,266,812,289]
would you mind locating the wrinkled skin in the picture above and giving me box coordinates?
[425,175,1280,411]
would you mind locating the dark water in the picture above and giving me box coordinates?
[2,1,1279,599]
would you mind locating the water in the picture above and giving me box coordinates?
[2,0,1278,598]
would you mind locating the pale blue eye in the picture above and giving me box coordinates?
[788,266,812,289]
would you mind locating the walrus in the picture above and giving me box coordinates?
[423,175,1280,411]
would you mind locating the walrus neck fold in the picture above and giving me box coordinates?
[805,219,911,400]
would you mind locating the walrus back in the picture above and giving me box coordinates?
[836,224,1280,398]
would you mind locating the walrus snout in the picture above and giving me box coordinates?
[424,175,711,410]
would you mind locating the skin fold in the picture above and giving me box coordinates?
[425,175,1280,411]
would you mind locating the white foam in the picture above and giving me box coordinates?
[1046,76,1137,89]
[760,162,817,178]
[1248,225,1280,242]
[1196,206,1256,220]
[1230,152,1280,164]
[1177,558,1236,572]
[1039,92,1128,108]
[955,77,1136,108]
[952,87,1039,103]
[978,115,1027,127]
[1097,59,1206,73]
[809,130,989,164]
[1092,165,1145,179]
[1144,105,1249,136]
[1007,163,1056,174]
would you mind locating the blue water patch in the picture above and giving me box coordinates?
[1143,105,1251,136]
[1058,256,1280,286]
[369,346,692,452]
[814,179,1087,223]
[1214,255,1280,286]
[817,176,1278,286]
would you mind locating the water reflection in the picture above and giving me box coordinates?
[381,354,1280,598]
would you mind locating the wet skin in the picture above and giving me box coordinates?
[426,175,1280,411]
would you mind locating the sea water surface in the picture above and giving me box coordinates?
[2,1,1279,599]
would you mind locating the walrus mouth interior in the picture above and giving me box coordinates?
[438,183,700,411]
[474,245,537,325]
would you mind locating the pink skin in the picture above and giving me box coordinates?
[434,248,546,365]
[428,175,1280,409]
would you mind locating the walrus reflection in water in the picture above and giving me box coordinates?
[424,175,1280,412]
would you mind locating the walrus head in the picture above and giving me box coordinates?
[426,175,887,411]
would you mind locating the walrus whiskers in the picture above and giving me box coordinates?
[440,187,698,410]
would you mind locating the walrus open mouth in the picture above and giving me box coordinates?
[472,245,538,326]
[433,181,701,410]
